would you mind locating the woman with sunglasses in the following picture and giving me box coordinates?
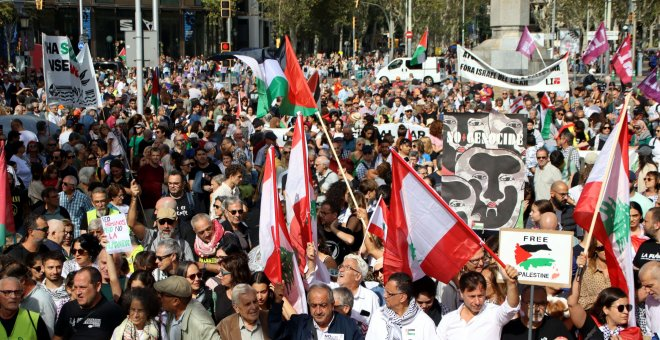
[176,261,213,314]
[61,234,102,277]
[631,120,652,148]
[26,252,45,282]
[643,171,660,204]
[209,253,251,324]
[569,253,642,339]
[590,122,612,151]
[575,239,612,312]
[636,149,658,193]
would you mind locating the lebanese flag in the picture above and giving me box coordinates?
[367,196,389,241]
[279,36,317,116]
[410,29,428,66]
[286,114,314,272]
[539,93,555,140]
[574,96,635,325]
[384,149,484,283]
[0,141,15,246]
[259,146,308,313]
[611,35,633,84]
[151,67,160,111]
[510,96,524,113]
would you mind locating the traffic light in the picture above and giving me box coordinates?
[36,0,43,10]
[220,0,231,18]
[220,42,231,52]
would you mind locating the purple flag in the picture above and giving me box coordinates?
[639,68,660,103]
[582,22,608,65]
[516,26,537,59]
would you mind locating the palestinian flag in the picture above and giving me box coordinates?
[410,29,428,66]
[0,141,15,246]
[278,36,317,116]
[574,95,635,325]
[514,243,556,271]
[222,48,288,118]
[118,47,126,62]
[539,92,555,140]
[151,67,159,111]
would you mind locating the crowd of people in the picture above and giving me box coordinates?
[0,48,658,340]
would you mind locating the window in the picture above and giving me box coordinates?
[404,60,423,70]
[387,59,403,70]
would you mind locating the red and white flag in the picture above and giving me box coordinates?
[367,196,389,241]
[582,22,608,65]
[516,26,537,59]
[0,141,15,245]
[285,114,315,271]
[574,96,635,325]
[406,129,413,141]
[236,92,242,119]
[510,96,525,113]
[384,149,484,282]
[259,146,308,313]
[611,35,633,84]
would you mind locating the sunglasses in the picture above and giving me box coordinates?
[614,304,633,313]
[156,253,173,262]
[35,227,49,233]
[219,270,231,276]
[595,245,606,252]
[228,209,243,215]
[158,218,175,225]
[536,156,547,159]
[32,266,42,272]
[603,126,611,129]
[187,273,202,280]
[213,204,221,209]
[71,248,87,255]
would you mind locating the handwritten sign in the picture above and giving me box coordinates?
[101,214,132,254]
[498,228,574,288]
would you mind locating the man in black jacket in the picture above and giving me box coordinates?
[269,282,364,340]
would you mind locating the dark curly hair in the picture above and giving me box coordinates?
[73,234,102,262]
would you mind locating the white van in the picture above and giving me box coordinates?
[376,57,447,85]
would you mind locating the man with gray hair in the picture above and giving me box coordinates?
[154,238,182,281]
[216,283,270,339]
[59,175,93,237]
[0,276,51,339]
[310,253,380,325]
[315,155,338,204]
[221,196,254,251]
[640,261,660,335]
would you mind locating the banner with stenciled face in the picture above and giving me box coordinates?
[441,112,526,230]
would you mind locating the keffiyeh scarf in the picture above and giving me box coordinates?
[120,318,159,340]
[194,219,225,257]
[382,299,420,340]
[598,324,623,339]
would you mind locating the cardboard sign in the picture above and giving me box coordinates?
[498,228,574,288]
[101,214,133,254]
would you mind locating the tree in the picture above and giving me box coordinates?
[257,0,319,47]
[0,2,16,63]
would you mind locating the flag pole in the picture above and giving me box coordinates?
[579,93,631,262]
[534,42,547,68]
[314,111,368,232]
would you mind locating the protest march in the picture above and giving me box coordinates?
[1,11,660,340]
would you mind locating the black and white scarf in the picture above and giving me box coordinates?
[382,299,420,340]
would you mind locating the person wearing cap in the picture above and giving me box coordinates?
[127,181,195,261]
[155,276,221,340]
[129,122,146,169]
[396,105,419,125]
[53,267,124,339]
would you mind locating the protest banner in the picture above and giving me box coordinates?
[268,123,430,147]
[457,45,570,92]
[100,214,133,254]
[442,112,526,229]
[498,228,574,288]
[42,34,102,108]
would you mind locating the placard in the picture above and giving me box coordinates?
[101,214,132,254]
[498,228,574,288]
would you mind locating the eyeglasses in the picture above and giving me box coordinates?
[0,290,22,297]
[62,182,75,187]
[32,266,42,272]
[338,264,360,274]
[634,127,642,130]
[64,230,73,235]
[468,256,490,266]
[384,290,403,298]
[181,163,193,167]
[187,273,202,280]
[71,248,87,255]
[536,156,547,159]
[168,182,182,186]
[615,304,633,313]
[645,178,655,181]
[228,209,243,215]
[595,245,606,252]
[35,227,49,233]
[158,218,175,225]
[155,253,173,262]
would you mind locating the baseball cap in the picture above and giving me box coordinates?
[404,105,413,111]
[156,207,177,220]
[154,276,192,298]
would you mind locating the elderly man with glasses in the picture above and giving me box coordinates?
[533,147,562,200]
[58,175,93,237]
[0,277,51,339]
[220,197,254,252]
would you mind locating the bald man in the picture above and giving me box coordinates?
[44,219,66,255]
[538,213,558,231]
[549,181,578,233]
[641,261,660,335]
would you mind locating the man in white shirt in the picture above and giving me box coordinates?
[366,272,439,340]
[437,266,520,340]
[640,261,660,335]
[327,254,380,324]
